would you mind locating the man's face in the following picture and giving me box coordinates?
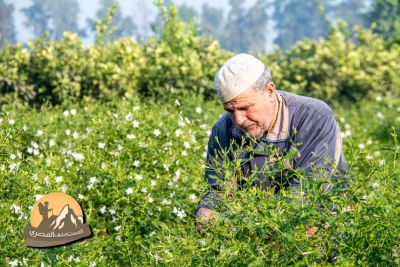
[223,84,276,139]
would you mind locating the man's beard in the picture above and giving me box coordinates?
[239,122,267,139]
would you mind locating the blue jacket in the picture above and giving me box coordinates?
[197,90,349,211]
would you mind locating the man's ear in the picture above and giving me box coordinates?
[265,82,276,97]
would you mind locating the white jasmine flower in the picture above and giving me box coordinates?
[126,187,133,195]
[55,176,62,183]
[183,141,190,148]
[175,99,180,106]
[49,139,55,147]
[163,164,169,171]
[161,199,171,205]
[141,187,147,193]
[189,193,197,201]
[114,225,121,231]
[71,152,84,161]
[127,134,136,140]
[172,207,186,219]
[70,109,77,116]
[63,110,69,117]
[132,120,139,128]
[175,129,183,137]
[133,106,140,111]
[132,160,140,167]
[153,129,161,136]
[61,184,68,192]
[98,143,105,149]
[135,174,143,180]
[11,204,21,214]
[195,107,202,113]
[36,129,43,136]
[125,112,132,121]
[100,206,106,214]
[175,169,181,179]
[181,151,187,156]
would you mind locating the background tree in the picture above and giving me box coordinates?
[132,0,154,40]
[178,3,198,24]
[272,0,331,50]
[221,0,269,53]
[0,0,16,47]
[87,0,136,41]
[243,0,269,53]
[21,0,85,40]
[221,0,246,53]
[364,0,400,40]
[21,0,51,38]
[200,3,224,40]
[332,0,367,30]
[151,0,174,34]
[47,0,86,40]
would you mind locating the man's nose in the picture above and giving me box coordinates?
[233,111,246,125]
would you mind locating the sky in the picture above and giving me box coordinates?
[9,0,259,45]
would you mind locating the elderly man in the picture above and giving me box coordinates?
[196,53,348,232]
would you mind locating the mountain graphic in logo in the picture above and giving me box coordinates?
[24,192,92,248]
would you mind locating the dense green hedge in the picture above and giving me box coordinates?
[1,5,399,107]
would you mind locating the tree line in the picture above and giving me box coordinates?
[1,0,400,53]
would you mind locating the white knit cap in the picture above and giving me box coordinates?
[214,53,265,103]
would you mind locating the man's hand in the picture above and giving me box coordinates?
[195,208,216,233]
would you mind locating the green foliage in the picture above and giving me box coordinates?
[364,0,400,40]
[0,2,229,106]
[87,0,136,42]
[138,1,231,101]
[259,23,400,105]
[1,94,400,266]
[2,2,400,107]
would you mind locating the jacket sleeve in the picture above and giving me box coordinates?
[288,111,348,190]
[196,124,229,211]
